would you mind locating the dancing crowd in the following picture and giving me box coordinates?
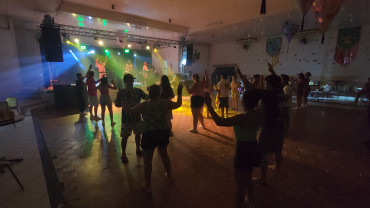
[75,62,318,208]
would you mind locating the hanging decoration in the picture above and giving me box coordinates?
[297,0,314,31]
[284,22,299,52]
[312,0,344,44]
[260,0,266,15]
[266,37,282,67]
[334,27,361,66]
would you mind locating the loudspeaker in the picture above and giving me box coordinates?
[186,44,193,66]
[40,26,63,62]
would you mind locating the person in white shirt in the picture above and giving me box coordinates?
[216,74,231,118]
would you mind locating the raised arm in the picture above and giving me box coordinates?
[204,92,243,126]
[84,64,92,78]
[236,67,253,90]
[268,63,277,76]
[170,83,183,109]
[96,57,99,66]
[103,55,107,65]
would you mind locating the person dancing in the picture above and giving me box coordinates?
[97,77,117,126]
[160,75,175,136]
[204,89,263,208]
[122,83,183,194]
[216,74,231,118]
[231,76,241,111]
[185,71,208,133]
[86,70,101,121]
[96,55,107,79]
[119,74,148,164]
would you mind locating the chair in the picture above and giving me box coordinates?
[6,97,20,114]
[0,160,24,190]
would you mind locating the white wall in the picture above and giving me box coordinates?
[0,17,22,100]
[209,24,370,86]
[152,46,179,77]
[183,45,209,77]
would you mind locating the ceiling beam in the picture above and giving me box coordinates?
[58,2,188,34]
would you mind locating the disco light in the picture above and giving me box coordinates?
[74,38,79,43]
[88,50,95,54]
[98,40,104,45]
[127,44,132,48]
[146,46,150,50]
[124,49,130,53]
[81,45,86,50]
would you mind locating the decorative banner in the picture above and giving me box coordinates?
[260,0,266,14]
[334,27,362,66]
[284,22,299,43]
[312,0,344,43]
[266,37,282,67]
[297,0,315,31]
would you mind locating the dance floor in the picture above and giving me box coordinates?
[34,98,370,208]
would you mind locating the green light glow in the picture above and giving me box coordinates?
[124,49,130,53]
[77,17,84,22]
[81,45,86,49]
[102,19,107,26]
[124,29,128,33]
[78,22,84,27]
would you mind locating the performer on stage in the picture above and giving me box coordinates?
[96,55,107,79]
[125,60,133,75]
[143,62,148,83]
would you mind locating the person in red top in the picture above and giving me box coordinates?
[86,70,101,120]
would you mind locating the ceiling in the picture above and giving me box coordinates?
[0,0,369,44]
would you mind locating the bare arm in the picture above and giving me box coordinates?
[236,67,253,90]
[204,92,244,126]
[268,63,277,76]
[169,83,183,109]
[84,64,92,78]
[109,80,117,90]
[122,99,146,115]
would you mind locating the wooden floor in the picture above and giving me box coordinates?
[35,99,370,208]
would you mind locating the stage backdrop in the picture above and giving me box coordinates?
[50,44,152,85]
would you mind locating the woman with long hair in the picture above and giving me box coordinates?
[98,76,117,125]
[160,75,175,136]
[185,71,208,133]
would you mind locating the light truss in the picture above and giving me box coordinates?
[57,24,180,46]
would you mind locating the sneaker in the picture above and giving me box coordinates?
[120,156,129,164]
[199,125,206,129]
[189,129,198,133]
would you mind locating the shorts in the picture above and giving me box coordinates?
[234,140,261,172]
[141,129,170,150]
[88,95,98,106]
[191,96,204,108]
[121,120,143,138]
[99,94,112,106]
[219,97,229,108]
[231,90,239,97]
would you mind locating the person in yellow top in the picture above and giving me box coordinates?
[230,76,241,110]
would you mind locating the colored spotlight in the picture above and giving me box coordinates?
[124,49,130,53]
[74,38,79,43]
[78,22,84,27]
[154,48,158,52]
[88,16,92,20]
[105,49,108,52]
[146,45,150,50]
[69,50,79,62]
[66,40,70,44]
[117,52,121,55]
[81,45,86,50]
[98,40,104,45]
[88,50,95,54]
[127,44,132,48]
[124,29,128,33]
[134,54,137,57]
